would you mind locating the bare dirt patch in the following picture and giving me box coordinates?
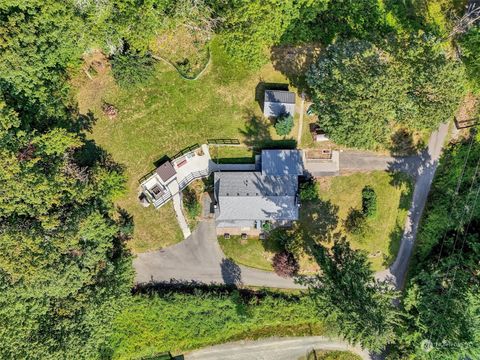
[270,43,322,93]
[74,50,118,114]
[456,93,479,122]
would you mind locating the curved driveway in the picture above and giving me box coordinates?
[134,220,302,289]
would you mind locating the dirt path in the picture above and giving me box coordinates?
[297,97,305,146]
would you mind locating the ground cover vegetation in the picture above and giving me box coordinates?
[108,288,327,358]
[1,0,480,358]
[389,134,480,359]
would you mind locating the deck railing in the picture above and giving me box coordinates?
[152,188,173,208]
[178,169,211,190]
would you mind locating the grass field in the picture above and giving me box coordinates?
[76,39,300,252]
[219,171,411,272]
[218,236,278,271]
[302,171,412,271]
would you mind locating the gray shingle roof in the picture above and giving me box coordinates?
[261,150,304,176]
[216,196,298,221]
[214,172,299,221]
[264,90,295,104]
[263,90,296,118]
[215,172,297,197]
[156,161,176,182]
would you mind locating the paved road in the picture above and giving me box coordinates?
[375,123,449,288]
[185,337,370,360]
[134,220,302,289]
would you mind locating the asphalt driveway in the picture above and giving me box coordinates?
[134,220,303,289]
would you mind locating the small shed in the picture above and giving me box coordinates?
[310,123,329,142]
[263,90,295,118]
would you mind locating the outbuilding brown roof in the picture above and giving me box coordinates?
[156,161,176,182]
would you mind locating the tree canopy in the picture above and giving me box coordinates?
[300,238,400,352]
[392,137,480,358]
[307,36,466,149]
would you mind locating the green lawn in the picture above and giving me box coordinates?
[301,171,412,271]
[219,171,411,273]
[219,236,281,271]
[77,38,299,252]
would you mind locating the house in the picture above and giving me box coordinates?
[214,150,304,235]
[263,90,296,118]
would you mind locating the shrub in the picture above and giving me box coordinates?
[272,251,299,278]
[300,179,318,201]
[111,51,155,88]
[361,186,377,217]
[344,208,366,235]
[183,188,201,220]
[275,113,294,136]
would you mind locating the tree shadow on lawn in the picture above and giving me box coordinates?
[221,258,243,286]
[262,197,341,268]
[383,222,404,268]
[238,109,296,150]
[269,44,321,97]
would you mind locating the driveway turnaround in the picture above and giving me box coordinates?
[134,220,303,289]
[184,336,371,360]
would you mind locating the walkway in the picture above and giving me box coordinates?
[134,221,302,289]
[185,336,370,360]
[297,97,305,146]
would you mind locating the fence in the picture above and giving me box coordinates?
[207,139,241,146]
[454,116,479,129]
[171,143,201,161]
[152,188,173,209]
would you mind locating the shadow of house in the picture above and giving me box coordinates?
[153,155,172,168]
[255,81,290,113]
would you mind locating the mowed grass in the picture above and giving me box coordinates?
[77,39,298,252]
[301,171,412,271]
[220,172,410,273]
[218,236,278,271]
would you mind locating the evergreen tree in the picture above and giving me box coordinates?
[307,36,466,150]
[0,98,133,359]
[300,238,401,352]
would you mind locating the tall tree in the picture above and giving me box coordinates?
[307,36,466,150]
[392,137,480,359]
[215,0,329,66]
[300,238,401,352]
[0,97,134,359]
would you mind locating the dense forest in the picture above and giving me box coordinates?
[0,0,479,359]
